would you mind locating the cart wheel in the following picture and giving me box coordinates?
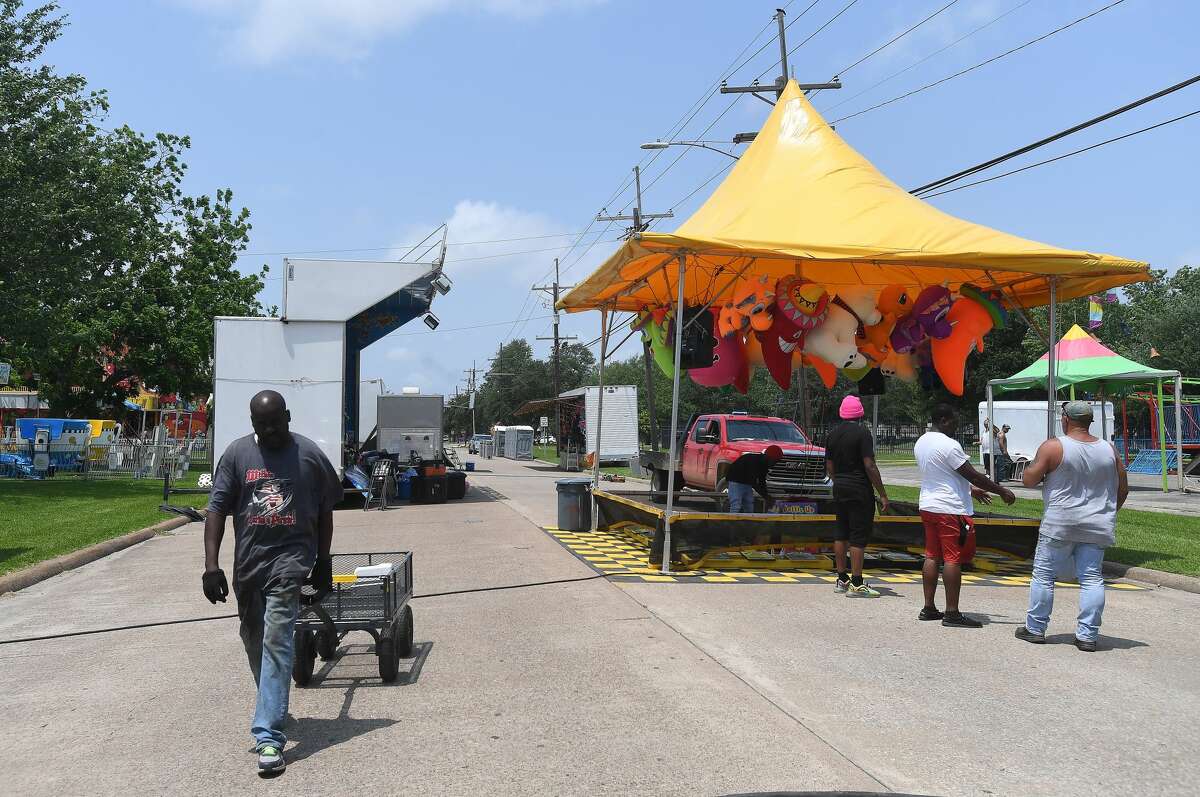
[378,623,400,683]
[315,629,338,661]
[292,628,316,687]
[396,604,414,658]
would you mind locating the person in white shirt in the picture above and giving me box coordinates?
[1014,401,1128,652]
[979,418,994,475]
[915,404,1015,628]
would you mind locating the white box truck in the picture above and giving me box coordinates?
[213,257,447,477]
[978,400,1115,464]
[559,385,639,464]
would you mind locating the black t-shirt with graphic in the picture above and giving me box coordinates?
[209,433,342,599]
[823,421,875,501]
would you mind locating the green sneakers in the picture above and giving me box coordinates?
[258,745,285,774]
[845,582,881,598]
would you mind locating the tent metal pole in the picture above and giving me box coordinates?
[1047,277,1058,440]
[986,383,996,481]
[661,253,687,575]
[1176,374,1185,492]
[593,306,610,496]
[1157,378,1167,493]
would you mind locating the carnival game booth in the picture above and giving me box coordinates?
[987,324,1184,491]
[556,80,1149,573]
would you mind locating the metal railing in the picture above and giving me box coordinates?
[0,436,202,481]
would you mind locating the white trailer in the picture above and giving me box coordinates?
[977,400,1115,465]
[213,256,447,477]
[559,385,639,464]
[377,393,444,462]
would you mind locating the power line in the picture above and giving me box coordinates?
[912,73,1200,196]
[725,0,821,81]
[239,230,594,258]
[917,107,1200,199]
[808,0,960,99]
[831,0,1128,125]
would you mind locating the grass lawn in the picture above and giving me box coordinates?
[885,483,1200,577]
[0,476,208,577]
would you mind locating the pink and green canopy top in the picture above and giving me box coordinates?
[996,324,1178,393]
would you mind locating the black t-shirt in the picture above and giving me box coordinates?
[824,421,875,500]
[726,452,772,497]
[209,433,342,599]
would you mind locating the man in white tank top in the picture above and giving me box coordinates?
[1015,400,1129,652]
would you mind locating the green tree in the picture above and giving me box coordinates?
[0,2,266,416]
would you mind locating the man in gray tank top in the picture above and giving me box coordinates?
[1014,400,1129,651]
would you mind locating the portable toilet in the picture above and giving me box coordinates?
[504,425,534,460]
[492,425,507,457]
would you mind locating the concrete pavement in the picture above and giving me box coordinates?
[1,451,1197,795]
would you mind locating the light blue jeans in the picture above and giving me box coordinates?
[728,481,756,513]
[1025,535,1107,642]
[239,579,301,750]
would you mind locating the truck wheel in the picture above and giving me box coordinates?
[651,468,668,492]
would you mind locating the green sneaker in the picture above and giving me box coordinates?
[845,582,880,598]
[834,577,850,593]
[258,745,285,774]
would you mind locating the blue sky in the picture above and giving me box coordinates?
[48,0,1200,396]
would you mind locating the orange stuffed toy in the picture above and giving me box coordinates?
[930,296,994,395]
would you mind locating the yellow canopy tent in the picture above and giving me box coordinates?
[557,80,1148,315]
[558,81,1157,564]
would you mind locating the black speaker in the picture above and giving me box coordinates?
[857,368,887,396]
[677,306,716,370]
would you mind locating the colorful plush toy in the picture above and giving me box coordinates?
[841,363,872,382]
[833,286,883,327]
[880,350,917,382]
[958,283,1007,329]
[891,285,953,353]
[717,275,776,339]
[876,284,913,318]
[803,353,839,389]
[804,301,865,370]
[636,308,680,378]
[931,295,996,395]
[717,303,747,339]
[755,277,829,389]
[776,276,830,329]
[688,307,750,393]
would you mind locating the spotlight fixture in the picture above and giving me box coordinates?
[423,312,440,331]
[432,272,453,295]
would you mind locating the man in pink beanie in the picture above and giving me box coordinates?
[824,395,889,597]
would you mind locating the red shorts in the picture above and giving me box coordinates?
[920,511,977,564]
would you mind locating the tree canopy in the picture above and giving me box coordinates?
[0,1,266,416]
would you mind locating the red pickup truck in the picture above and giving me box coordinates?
[640,412,832,498]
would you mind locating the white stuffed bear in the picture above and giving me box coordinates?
[804,302,866,370]
[833,286,883,327]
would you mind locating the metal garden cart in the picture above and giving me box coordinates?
[292,551,415,685]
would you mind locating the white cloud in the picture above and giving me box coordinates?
[396,198,570,282]
[180,0,604,65]
[385,346,415,361]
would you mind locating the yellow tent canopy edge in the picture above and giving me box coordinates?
[557,80,1148,314]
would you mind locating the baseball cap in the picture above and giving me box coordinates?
[764,444,783,460]
[1063,400,1094,422]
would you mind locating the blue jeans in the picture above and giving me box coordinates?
[1025,535,1107,642]
[239,578,301,750]
[728,481,756,513]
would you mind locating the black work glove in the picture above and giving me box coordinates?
[202,569,229,604]
[310,555,333,594]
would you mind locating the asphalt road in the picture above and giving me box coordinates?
[0,453,1197,795]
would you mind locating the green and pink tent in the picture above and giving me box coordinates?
[987,324,1184,491]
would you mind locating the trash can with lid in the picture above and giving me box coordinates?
[556,478,593,532]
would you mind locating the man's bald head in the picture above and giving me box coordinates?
[250,390,291,449]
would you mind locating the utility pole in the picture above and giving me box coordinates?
[597,165,673,235]
[462,360,480,438]
[534,257,577,455]
[597,169,673,452]
[720,8,843,103]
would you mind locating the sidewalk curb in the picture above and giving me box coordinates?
[0,513,198,597]
[1102,561,1200,595]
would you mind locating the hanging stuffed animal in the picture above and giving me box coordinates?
[718,275,776,338]
[931,289,1001,395]
[760,276,830,389]
[861,285,912,363]
[958,284,1007,329]
[804,300,866,370]
[891,285,953,353]
[636,307,680,378]
[716,303,746,339]
[803,352,839,389]
[689,307,750,393]
[880,350,917,382]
